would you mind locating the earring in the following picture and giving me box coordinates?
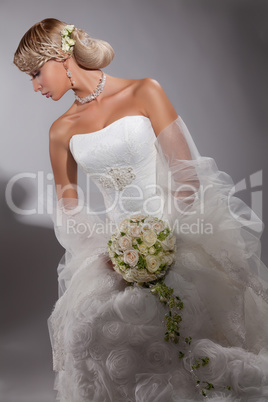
[63,62,75,86]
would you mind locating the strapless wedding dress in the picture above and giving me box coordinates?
[47,115,268,401]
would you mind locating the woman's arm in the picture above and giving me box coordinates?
[137,79,177,130]
[49,119,78,202]
[138,79,199,201]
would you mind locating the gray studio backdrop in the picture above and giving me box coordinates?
[1,0,268,401]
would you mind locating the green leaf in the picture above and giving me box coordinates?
[205,382,214,391]
[157,228,171,241]
[185,337,192,345]
[137,255,146,270]
[201,357,210,366]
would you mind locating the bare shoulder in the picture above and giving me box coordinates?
[117,77,162,99]
[134,77,164,95]
[133,78,178,135]
[49,116,68,140]
[49,109,76,148]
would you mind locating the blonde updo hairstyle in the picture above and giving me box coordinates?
[14,18,114,74]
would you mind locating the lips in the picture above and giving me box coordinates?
[42,92,50,98]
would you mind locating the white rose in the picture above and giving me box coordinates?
[65,24,75,32]
[117,263,127,273]
[119,219,129,232]
[67,38,75,46]
[123,268,158,283]
[162,254,174,266]
[127,224,142,237]
[118,235,132,250]
[152,221,165,234]
[123,249,139,267]
[129,214,146,222]
[62,43,69,52]
[137,242,148,255]
[108,249,114,258]
[110,242,123,255]
[146,255,160,273]
[149,246,156,254]
[144,216,157,225]
[143,230,157,247]
[109,241,116,251]
[162,234,176,251]
[113,264,121,276]
[124,269,143,282]
[61,28,68,36]
[141,222,152,232]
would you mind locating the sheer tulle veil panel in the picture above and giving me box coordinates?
[155,116,268,303]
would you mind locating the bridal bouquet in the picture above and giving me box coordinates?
[107,214,229,397]
[107,215,176,283]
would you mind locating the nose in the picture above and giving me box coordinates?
[32,79,41,92]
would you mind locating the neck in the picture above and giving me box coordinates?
[68,58,104,98]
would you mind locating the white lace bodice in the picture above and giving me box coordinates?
[69,115,161,224]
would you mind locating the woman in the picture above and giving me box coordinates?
[14,18,268,401]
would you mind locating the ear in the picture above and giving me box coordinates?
[62,55,73,68]
[62,58,68,68]
[62,57,75,87]
[57,57,70,71]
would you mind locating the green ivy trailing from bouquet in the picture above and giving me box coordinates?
[148,280,231,398]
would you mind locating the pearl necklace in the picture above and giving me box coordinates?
[74,71,106,104]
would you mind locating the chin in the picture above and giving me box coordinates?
[52,93,65,101]
[51,94,59,101]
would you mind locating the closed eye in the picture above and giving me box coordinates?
[30,71,40,80]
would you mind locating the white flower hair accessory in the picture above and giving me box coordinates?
[60,24,76,53]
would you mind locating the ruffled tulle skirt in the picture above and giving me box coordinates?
[48,197,268,401]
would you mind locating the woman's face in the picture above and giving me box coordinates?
[30,59,69,101]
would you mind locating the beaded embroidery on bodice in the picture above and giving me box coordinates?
[69,116,161,224]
